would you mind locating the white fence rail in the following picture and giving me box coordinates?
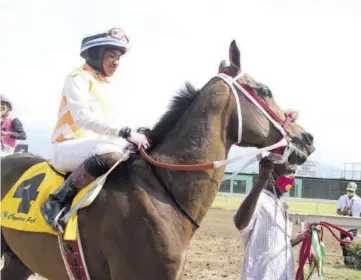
[217,192,338,204]
[289,212,361,229]
[215,193,361,230]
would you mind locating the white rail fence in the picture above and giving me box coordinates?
[288,212,361,236]
[216,193,361,232]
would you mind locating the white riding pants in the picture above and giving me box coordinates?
[51,138,129,172]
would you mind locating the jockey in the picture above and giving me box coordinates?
[1,95,27,156]
[41,27,150,231]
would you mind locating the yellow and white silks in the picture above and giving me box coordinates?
[51,64,128,171]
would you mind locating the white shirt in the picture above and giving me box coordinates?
[337,194,361,218]
[234,190,294,280]
[52,65,120,143]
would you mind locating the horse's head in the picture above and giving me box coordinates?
[219,40,315,166]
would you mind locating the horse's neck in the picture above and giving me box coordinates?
[151,114,233,228]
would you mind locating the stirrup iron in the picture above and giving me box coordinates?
[52,207,67,234]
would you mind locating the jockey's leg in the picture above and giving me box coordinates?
[40,138,128,231]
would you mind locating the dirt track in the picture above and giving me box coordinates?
[5,209,355,279]
[183,209,349,279]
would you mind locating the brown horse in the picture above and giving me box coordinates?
[1,41,315,280]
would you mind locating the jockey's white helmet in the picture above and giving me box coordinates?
[80,27,132,58]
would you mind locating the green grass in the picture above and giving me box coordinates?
[308,265,360,280]
[212,195,337,215]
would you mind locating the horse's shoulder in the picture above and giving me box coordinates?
[104,155,160,196]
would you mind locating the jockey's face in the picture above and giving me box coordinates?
[103,49,122,77]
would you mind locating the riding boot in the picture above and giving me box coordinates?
[40,163,96,232]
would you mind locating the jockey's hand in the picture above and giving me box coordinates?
[258,157,274,181]
[127,131,150,150]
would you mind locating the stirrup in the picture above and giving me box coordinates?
[52,207,67,234]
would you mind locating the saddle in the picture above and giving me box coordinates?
[0,128,151,280]
[0,128,150,238]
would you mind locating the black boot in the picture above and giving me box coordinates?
[40,180,77,232]
[40,163,96,232]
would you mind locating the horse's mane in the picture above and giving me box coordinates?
[147,82,200,149]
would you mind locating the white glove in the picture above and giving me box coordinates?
[127,131,150,150]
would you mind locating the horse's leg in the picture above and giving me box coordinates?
[92,205,188,280]
[2,228,69,280]
[1,239,33,280]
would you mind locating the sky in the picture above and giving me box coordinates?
[1,0,361,172]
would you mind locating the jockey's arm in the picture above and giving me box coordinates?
[64,75,129,138]
[9,118,26,140]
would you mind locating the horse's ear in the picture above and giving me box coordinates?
[218,60,228,72]
[229,40,241,71]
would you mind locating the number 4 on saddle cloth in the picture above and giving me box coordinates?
[1,161,108,240]
[0,161,111,280]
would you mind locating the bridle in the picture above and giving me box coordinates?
[139,70,297,228]
[140,70,296,171]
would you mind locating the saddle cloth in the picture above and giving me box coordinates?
[0,162,104,240]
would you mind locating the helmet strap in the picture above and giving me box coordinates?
[85,47,107,76]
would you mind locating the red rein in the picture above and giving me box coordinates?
[295,221,355,280]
